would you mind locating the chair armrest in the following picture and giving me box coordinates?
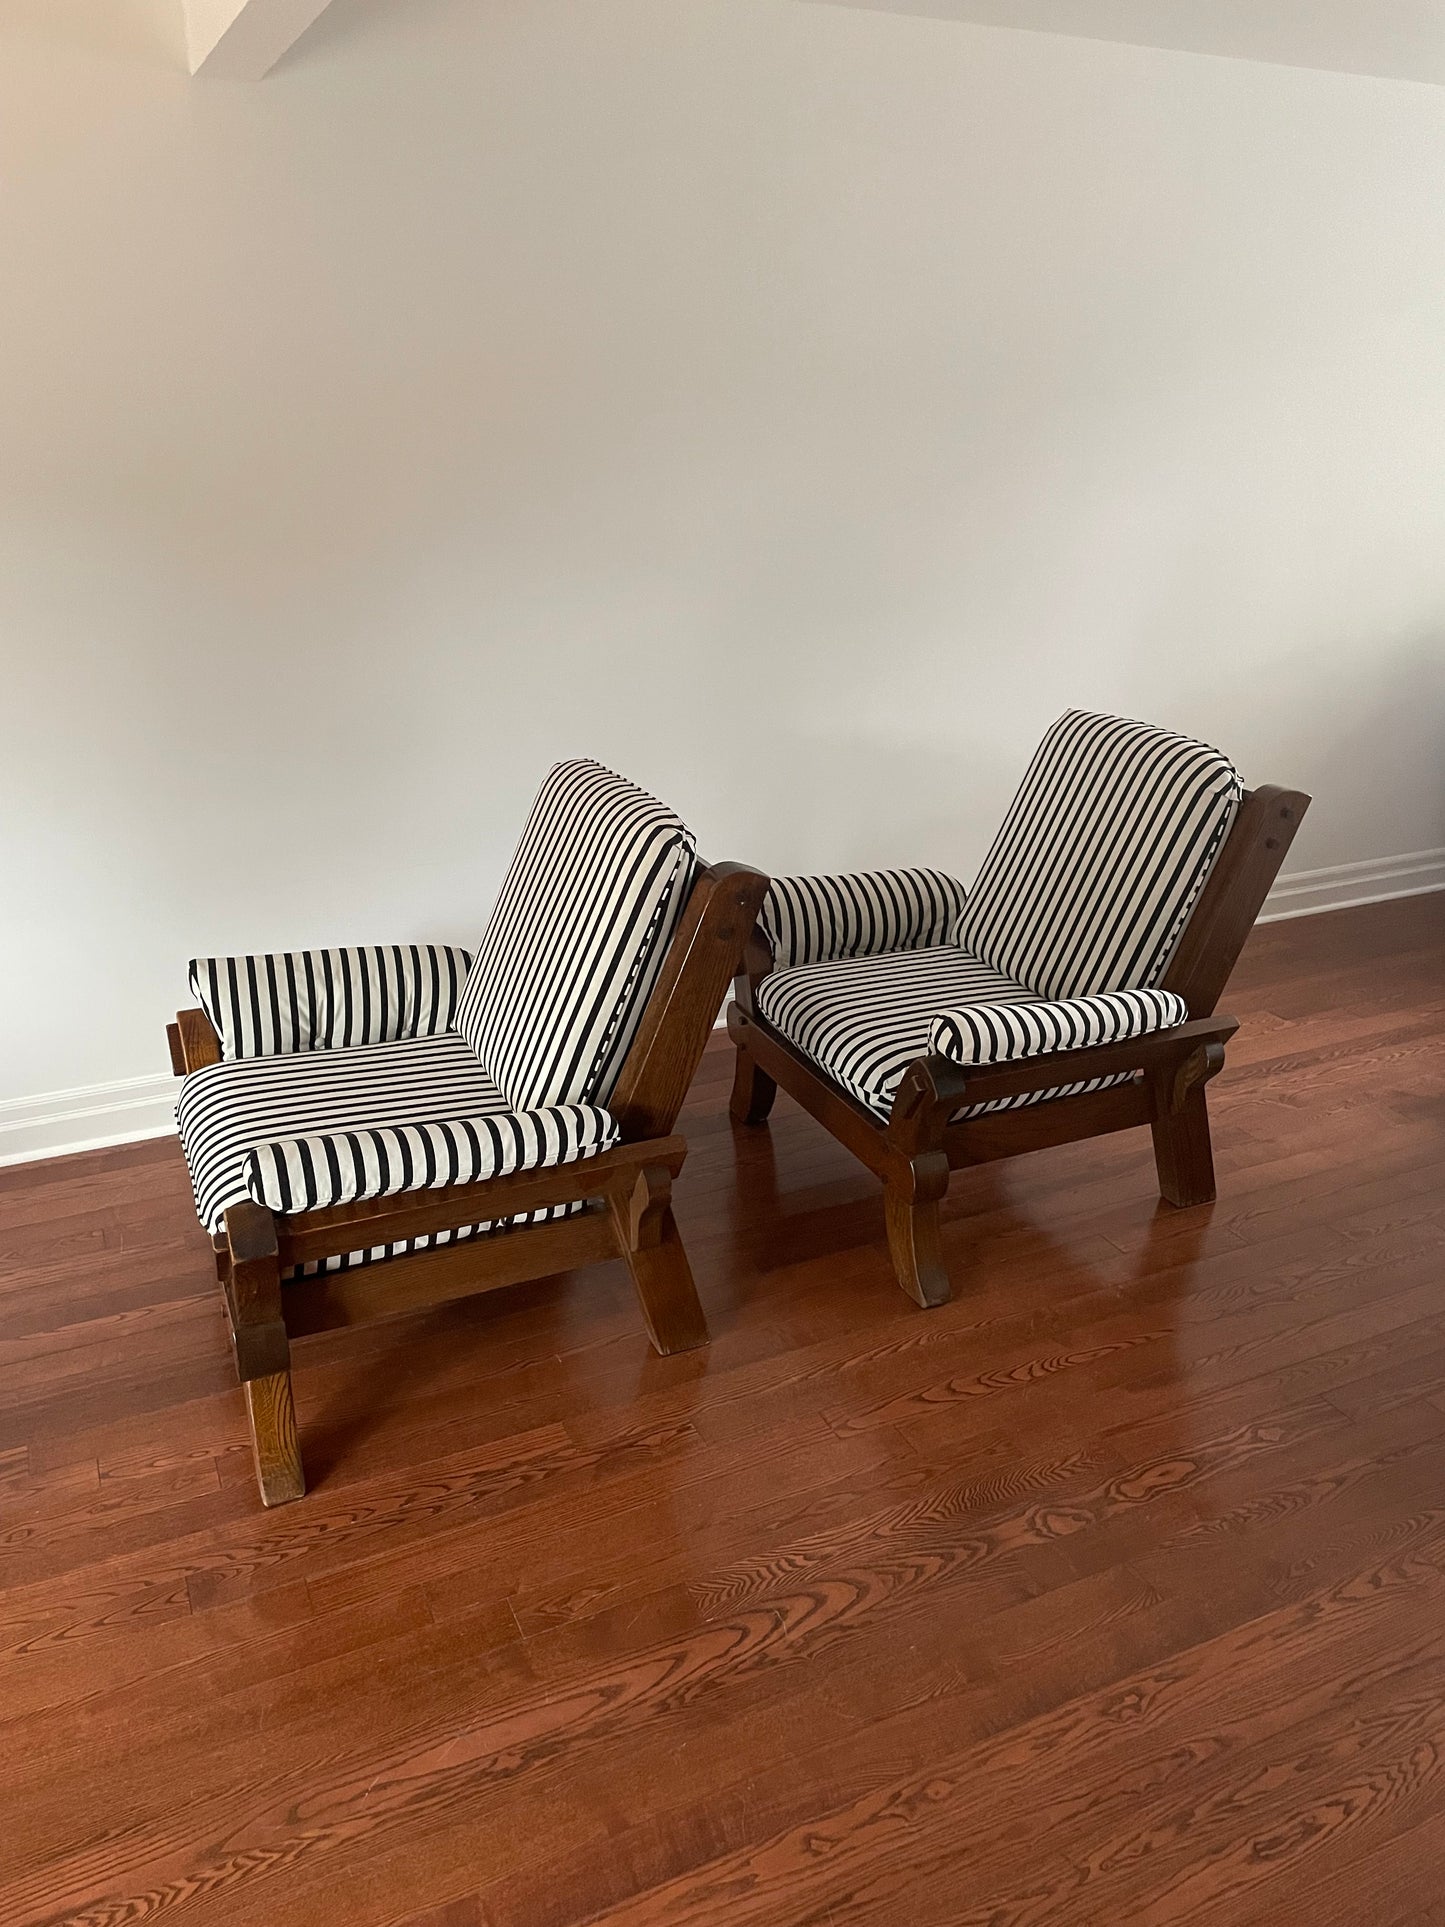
[170,1007,223,1075]
[189,944,473,1060]
[243,1104,618,1216]
[929,988,1190,1067]
[761,868,967,971]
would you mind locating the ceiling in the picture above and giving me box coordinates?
[807,0,1445,88]
[27,0,1445,83]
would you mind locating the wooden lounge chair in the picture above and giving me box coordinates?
[727,710,1309,1307]
[169,760,767,1505]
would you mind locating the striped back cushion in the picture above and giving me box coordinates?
[954,711,1242,1001]
[456,760,697,1110]
[189,946,473,1061]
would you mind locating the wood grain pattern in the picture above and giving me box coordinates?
[174,1006,221,1073]
[0,894,1442,1926]
[243,1371,304,1507]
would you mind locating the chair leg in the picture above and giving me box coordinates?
[882,1061,967,1310]
[243,1371,305,1507]
[882,1155,952,1309]
[1152,1082,1218,1208]
[729,1046,777,1126]
[223,1201,306,1507]
[1151,1042,1225,1209]
[612,1165,710,1355]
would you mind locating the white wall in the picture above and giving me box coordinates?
[1,0,1443,1130]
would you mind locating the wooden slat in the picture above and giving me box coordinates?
[731,1004,1231,1174]
[943,1013,1237,1108]
[272,1136,687,1269]
[282,1207,621,1336]
[942,1079,1152,1163]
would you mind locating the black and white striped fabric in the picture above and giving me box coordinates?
[757,945,1035,1116]
[175,1032,600,1275]
[929,987,1188,1067]
[760,868,967,972]
[953,710,1242,1000]
[189,946,472,1061]
[244,1104,615,1215]
[456,760,696,1110]
[755,948,1183,1121]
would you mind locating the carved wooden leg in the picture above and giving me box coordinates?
[243,1371,305,1507]
[882,1151,952,1309]
[1152,1043,1225,1209]
[611,1166,710,1355]
[1153,1083,1217,1207]
[729,1047,777,1126]
[223,1202,306,1507]
[882,1057,969,1310]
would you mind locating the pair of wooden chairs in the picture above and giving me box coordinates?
[170,720,1307,1504]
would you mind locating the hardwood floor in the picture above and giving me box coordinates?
[2,894,1443,1927]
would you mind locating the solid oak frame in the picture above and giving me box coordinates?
[728,786,1309,1309]
[169,859,769,1505]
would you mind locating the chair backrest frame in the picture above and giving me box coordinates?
[1160,784,1310,1017]
[609,860,770,1142]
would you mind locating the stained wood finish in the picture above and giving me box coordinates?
[879,1055,970,1309]
[728,1049,776,1127]
[171,863,765,1505]
[729,785,1302,1306]
[242,1371,304,1507]
[271,1137,689,1271]
[222,1198,291,1382]
[5,894,1444,1926]
[1160,786,1309,1016]
[282,1209,622,1338]
[608,863,771,1141]
[1150,1040,1227,1207]
[175,1005,222,1073]
[608,1164,710,1356]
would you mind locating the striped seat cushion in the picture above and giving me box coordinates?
[189,945,472,1061]
[755,945,1144,1120]
[244,1106,616,1216]
[456,761,697,1111]
[929,987,1188,1067]
[954,711,1242,1000]
[757,946,1027,1116]
[176,1032,609,1276]
[761,868,967,971]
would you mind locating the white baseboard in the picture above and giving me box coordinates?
[1258,846,1445,923]
[3,848,1440,1169]
[0,1072,178,1169]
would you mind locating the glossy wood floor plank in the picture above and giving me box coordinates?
[0,894,1442,1926]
